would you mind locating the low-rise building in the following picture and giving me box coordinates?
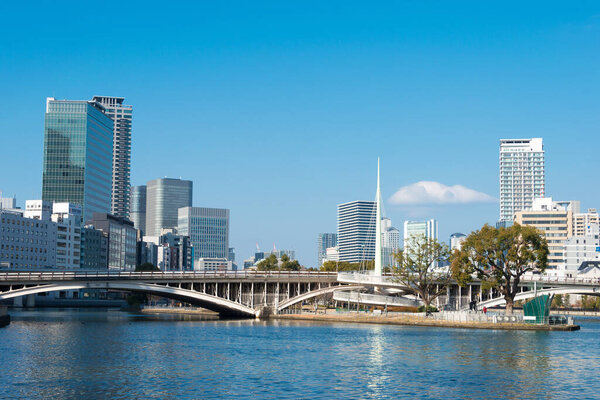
[52,203,82,269]
[563,224,600,271]
[514,197,577,269]
[195,257,233,271]
[0,209,57,269]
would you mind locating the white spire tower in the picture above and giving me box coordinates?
[374,158,383,276]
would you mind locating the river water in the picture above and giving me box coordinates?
[0,309,598,399]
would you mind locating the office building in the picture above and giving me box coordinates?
[152,230,194,271]
[24,200,52,220]
[137,240,158,267]
[51,203,82,269]
[381,218,400,268]
[574,209,600,237]
[337,201,376,263]
[92,96,133,218]
[403,219,438,248]
[514,197,577,268]
[317,233,337,266]
[0,209,56,269]
[449,233,467,251]
[499,138,545,222]
[178,207,229,264]
[145,178,192,237]
[80,226,108,269]
[130,185,147,234]
[42,97,114,223]
[195,258,233,271]
[0,191,16,209]
[325,246,340,262]
[563,224,600,271]
[87,213,137,270]
[254,249,297,263]
[228,247,236,262]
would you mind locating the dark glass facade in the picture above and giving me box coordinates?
[42,99,113,223]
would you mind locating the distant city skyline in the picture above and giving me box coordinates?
[1,2,599,266]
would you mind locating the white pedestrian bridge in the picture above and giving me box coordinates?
[336,271,600,310]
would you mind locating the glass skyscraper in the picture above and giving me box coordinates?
[92,96,133,219]
[130,185,147,235]
[317,233,337,266]
[42,98,114,223]
[145,178,193,237]
[178,207,230,261]
[337,201,376,263]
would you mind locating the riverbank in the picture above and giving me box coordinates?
[275,312,580,331]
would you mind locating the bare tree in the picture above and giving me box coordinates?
[393,235,451,311]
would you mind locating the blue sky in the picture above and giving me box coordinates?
[1,2,599,266]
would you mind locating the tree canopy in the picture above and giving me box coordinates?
[451,223,548,314]
[135,262,159,272]
[257,253,302,271]
[320,260,374,272]
[393,235,451,310]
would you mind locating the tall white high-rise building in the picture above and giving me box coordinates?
[499,138,545,222]
[337,201,376,263]
[382,218,400,268]
[145,178,193,237]
[403,219,438,248]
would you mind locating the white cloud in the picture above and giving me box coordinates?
[388,181,496,205]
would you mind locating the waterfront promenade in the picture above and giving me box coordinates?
[276,309,579,331]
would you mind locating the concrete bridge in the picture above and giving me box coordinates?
[3,270,599,316]
[0,270,361,317]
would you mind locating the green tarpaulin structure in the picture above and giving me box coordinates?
[523,295,552,324]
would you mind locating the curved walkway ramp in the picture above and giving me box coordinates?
[333,291,422,307]
[277,284,363,312]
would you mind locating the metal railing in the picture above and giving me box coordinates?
[338,271,600,287]
[430,311,573,325]
[0,270,339,282]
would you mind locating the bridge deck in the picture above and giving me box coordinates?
[0,271,339,285]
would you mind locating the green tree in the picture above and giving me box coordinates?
[392,235,451,311]
[135,262,159,272]
[257,254,279,271]
[451,223,548,315]
[280,254,301,271]
[320,260,374,272]
[551,294,564,309]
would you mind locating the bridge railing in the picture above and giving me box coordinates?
[337,271,600,287]
[0,269,339,282]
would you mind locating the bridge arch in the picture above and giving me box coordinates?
[277,285,364,312]
[0,281,257,317]
[475,286,600,309]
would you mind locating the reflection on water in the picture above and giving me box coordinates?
[0,309,598,399]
